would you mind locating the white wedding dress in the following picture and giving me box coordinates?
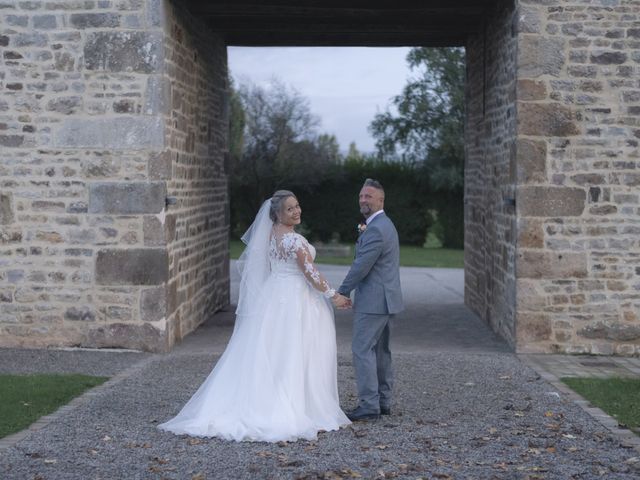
[158,221,350,442]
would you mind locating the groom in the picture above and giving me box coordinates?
[335,179,404,421]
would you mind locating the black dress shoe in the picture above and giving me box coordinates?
[346,407,380,421]
[380,406,391,415]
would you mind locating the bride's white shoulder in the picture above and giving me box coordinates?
[281,231,307,250]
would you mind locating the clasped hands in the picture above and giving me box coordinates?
[331,293,352,309]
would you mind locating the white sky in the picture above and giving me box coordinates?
[227,47,412,153]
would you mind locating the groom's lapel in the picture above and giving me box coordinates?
[354,212,385,257]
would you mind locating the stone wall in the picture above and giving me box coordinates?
[0,0,228,352]
[161,0,230,347]
[514,0,640,355]
[465,0,519,347]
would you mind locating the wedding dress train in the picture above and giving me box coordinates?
[158,224,350,442]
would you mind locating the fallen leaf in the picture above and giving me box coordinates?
[544,411,554,417]
[341,468,362,478]
[188,438,203,446]
[192,474,205,480]
[546,446,556,454]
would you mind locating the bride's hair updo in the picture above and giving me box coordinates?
[269,190,296,223]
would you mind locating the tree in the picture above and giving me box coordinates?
[369,47,465,247]
[229,79,340,235]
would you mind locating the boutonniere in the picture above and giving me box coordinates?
[357,222,367,234]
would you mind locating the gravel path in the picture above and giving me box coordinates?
[0,348,151,377]
[2,351,639,479]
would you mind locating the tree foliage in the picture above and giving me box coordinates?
[229,79,340,235]
[369,47,465,247]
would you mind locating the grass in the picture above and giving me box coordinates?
[229,239,464,268]
[562,377,640,435]
[0,374,109,439]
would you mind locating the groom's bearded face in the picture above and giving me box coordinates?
[359,186,384,218]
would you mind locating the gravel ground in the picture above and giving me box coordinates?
[2,351,639,479]
[0,348,151,377]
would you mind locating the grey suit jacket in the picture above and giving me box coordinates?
[338,212,404,314]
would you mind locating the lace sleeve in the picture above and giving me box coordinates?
[285,234,336,298]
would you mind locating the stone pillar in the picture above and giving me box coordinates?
[514,0,640,355]
[465,0,519,348]
[0,0,229,352]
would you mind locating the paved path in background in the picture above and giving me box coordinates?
[1,264,639,479]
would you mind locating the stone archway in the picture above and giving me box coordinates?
[0,0,638,356]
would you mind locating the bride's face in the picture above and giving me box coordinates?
[279,196,301,226]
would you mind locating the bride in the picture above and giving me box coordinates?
[158,190,351,442]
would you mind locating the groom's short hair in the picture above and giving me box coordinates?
[363,178,384,196]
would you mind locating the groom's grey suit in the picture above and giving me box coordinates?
[338,212,403,413]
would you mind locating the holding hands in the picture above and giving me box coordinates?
[331,293,352,309]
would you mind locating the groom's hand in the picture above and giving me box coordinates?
[331,294,351,309]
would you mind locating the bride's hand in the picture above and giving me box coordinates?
[331,294,351,309]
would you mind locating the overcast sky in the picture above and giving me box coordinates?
[227,47,412,153]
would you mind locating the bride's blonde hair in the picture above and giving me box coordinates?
[269,190,296,223]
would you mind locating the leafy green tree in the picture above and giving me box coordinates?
[229,79,341,235]
[370,47,465,247]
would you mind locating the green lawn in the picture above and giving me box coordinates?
[0,374,109,439]
[229,239,464,268]
[562,377,640,435]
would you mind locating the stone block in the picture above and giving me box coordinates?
[518,103,580,137]
[517,218,544,248]
[518,186,585,217]
[82,156,120,178]
[144,75,170,115]
[0,193,14,224]
[515,279,546,310]
[516,139,546,184]
[86,322,167,352]
[517,79,546,101]
[518,35,565,77]
[516,313,551,342]
[141,285,167,322]
[64,306,96,322]
[143,215,165,246]
[590,51,627,65]
[84,31,162,73]
[96,248,168,285]
[0,135,24,147]
[578,322,640,342]
[14,33,47,47]
[517,250,588,279]
[517,6,541,34]
[33,15,56,29]
[53,117,164,150]
[148,150,171,180]
[70,13,120,29]
[89,182,166,215]
[47,96,82,114]
[570,173,605,186]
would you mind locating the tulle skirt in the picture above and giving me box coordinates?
[158,272,350,442]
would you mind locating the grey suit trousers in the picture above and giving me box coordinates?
[352,312,394,412]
